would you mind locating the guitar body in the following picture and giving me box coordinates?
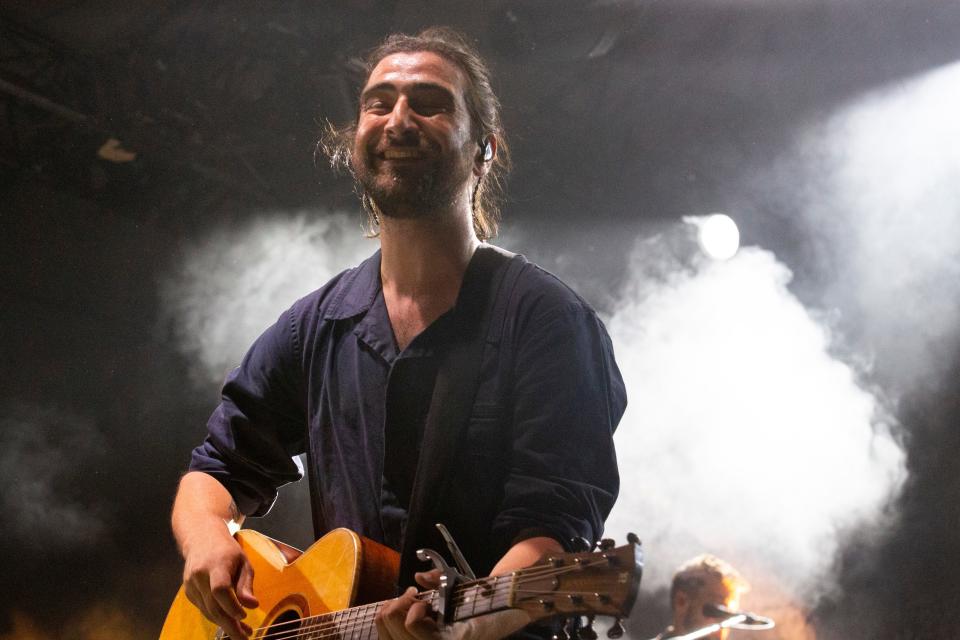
[160,528,400,640]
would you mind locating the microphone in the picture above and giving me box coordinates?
[702,603,773,627]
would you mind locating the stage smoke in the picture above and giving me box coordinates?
[754,58,960,639]
[0,402,109,549]
[160,211,375,388]
[603,235,905,609]
[790,60,960,396]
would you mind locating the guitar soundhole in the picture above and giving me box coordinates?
[263,609,302,638]
[215,611,303,640]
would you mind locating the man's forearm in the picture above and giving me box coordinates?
[172,471,259,638]
[490,536,564,576]
[172,471,244,554]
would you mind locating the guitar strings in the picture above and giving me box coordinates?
[252,558,608,638]
[255,583,616,640]
[249,558,620,640]
[250,559,614,640]
[256,587,605,640]
[251,556,613,638]
[249,572,500,637]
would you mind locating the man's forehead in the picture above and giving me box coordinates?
[364,51,466,91]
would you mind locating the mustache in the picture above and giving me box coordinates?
[371,139,437,155]
[367,130,439,155]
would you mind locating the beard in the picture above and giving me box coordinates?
[352,138,473,219]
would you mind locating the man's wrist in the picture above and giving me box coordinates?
[177,512,240,558]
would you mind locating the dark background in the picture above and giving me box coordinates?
[2,1,959,638]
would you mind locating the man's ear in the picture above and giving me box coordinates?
[473,135,497,176]
[673,590,690,618]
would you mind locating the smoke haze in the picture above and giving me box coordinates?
[602,60,960,636]
[0,402,109,550]
[787,60,960,394]
[160,211,376,387]
[602,232,905,613]
[751,57,960,640]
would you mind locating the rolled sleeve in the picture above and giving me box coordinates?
[189,307,308,517]
[492,299,626,551]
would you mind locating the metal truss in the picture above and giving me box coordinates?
[0,11,287,208]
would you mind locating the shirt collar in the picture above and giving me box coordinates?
[323,249,382,320]
[323,243,515,335]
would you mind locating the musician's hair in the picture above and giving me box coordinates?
[669,554,749,603]
[319,26,510,240]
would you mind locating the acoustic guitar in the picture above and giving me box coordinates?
[160,527,642,640]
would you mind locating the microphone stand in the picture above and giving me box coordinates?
[667,613,749,640]
[650,606,775,640]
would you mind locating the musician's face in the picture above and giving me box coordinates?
[674,576,738,640]
[352,51,479,217]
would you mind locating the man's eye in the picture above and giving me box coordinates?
[363,101,389,113]
[415,103,448,115]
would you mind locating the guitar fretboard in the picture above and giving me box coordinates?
[252,574,514,640]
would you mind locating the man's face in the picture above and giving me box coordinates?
[674,576,739,640]
[352,51,479,217]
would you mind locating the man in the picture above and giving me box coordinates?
[655,555,749,640]
[172,27,626,640]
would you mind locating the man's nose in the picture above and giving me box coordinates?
[385,97,417,140]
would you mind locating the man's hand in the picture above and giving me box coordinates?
[172,472,259,639]
[375,570,531,640]
[181,524,260,639]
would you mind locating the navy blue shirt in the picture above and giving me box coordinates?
[190,247,626,584]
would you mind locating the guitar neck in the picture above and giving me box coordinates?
[298,575,515,640]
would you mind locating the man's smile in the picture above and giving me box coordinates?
[382,148,423,160]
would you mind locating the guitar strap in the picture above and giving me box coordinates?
[397,244,526,587]
[399,245,526,587]
[305,245,527,560]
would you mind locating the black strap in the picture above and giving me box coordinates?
[305,246,526,556]
[398,245,525,586]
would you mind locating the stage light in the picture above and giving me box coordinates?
[697,213,740,260]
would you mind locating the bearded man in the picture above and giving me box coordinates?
[171,27,626,640]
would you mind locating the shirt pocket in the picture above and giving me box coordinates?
[457,402,509,510]
[464,402,508,460]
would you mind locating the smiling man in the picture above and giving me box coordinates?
[172,27,626,640]
[353,51,478,220]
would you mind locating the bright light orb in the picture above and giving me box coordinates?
[698,213,740,260]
